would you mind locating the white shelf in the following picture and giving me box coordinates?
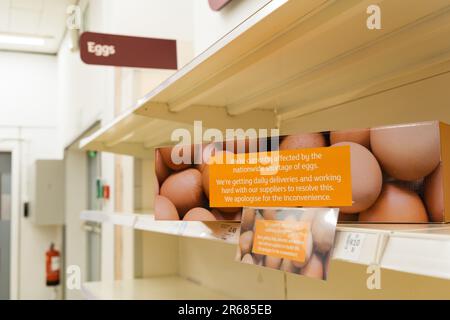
[80,210,450,280]
[81,210,240,244]
[81,276,231,300]
[79,0,450,157]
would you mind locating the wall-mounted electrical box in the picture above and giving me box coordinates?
[29,160,65,225]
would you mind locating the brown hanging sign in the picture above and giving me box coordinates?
[208,0,232,11]
[80,32,177,69]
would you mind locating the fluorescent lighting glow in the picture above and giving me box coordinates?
[0,34,46,46]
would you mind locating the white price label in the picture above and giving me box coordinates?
[342,232,365,261]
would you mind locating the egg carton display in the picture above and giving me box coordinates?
[155,121,449,223]
[236,207,338,280]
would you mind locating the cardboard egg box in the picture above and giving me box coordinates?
[326,121,450,223]
[154,121,449,223]
[278,121,449,223]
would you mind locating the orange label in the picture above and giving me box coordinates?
[252,220,310,263]
[209,146,352,207]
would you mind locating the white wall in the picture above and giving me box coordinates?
[0,51,62,299]
[58,0,196,293]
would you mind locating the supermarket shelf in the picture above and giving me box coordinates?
[80,0,450,157]
[81,276,231,300]
[80,210,450,280]
[80,210,240,244]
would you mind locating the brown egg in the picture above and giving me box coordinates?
[261,208,278,220]
[323,253,331,280]
[292,231,313,268]
[312,211,337,254]
[338,212,359,222]
[155,149,172,184]
[424,165,444,222]
[225,209,242,221]
[252,253,264,264]
[370,123,440,181]
[196,143,222,172]
[241,254,255,265]
[330,129,370,149]
[159,145,193,171]
[160,168,205,216]
[332,142,382,214]
[241,208,256,231]
[300,254,324,280]
[239,230,254,255]
[264,255,282,269]
[183,208,217,221]
[222,137,270,154]
[154,195,179,220]
[280,259,299,273]
[216,207,241,213]
[280,133,326,150]
[154,175,159,196]
[201,150,234,199]
[359,183,429,222]
[253,211,264,232]
[210,209,225,220]
[209,208,241,221]
[235,247,242,262]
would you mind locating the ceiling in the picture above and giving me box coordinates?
[0,0,77,54]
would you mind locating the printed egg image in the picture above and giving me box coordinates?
[235,247,242,262]
[160,168,205,217]
[264,255,282,269]
[323,253,331,280]
[196,142,222,172]
[159,145,194,171]
[330,128,370,149]
[359,183,429,222]
[154,195,179,220]
[338,212,359,222]
[183,207,216,221]
[312,211,337,254]
[280,259,299,273]
[252,253,264,264]
[155,149,171,184]
[424,165,444,222]
[300,254,324,280]
[201,150,234,199]
[241,208,256,231]
[261,208,278,220]
[332,142,382,214]
[239,230,254,255]
[292,231,313,268]
[241,254,255,265]
[280,133,327,150]
[154,175,159,196]
[370,122,440,181]
[211,208,242,220]
[216,207,241,213]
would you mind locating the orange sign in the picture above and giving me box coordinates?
[209,146,352,207]
[252,220,310,263]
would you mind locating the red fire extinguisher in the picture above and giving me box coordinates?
[46,243,60,286]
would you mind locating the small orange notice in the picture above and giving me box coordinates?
[252,220,310,263]
[209,146,352,207]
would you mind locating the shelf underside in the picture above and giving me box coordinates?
[81,210,450,280]
[80,0,450,158]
